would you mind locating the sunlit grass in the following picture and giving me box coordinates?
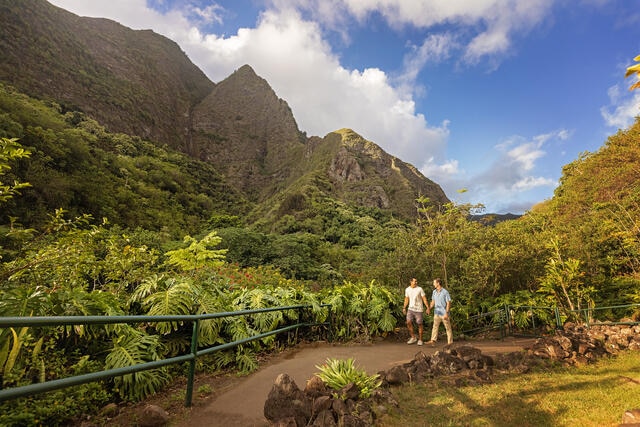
[379,351,640,427]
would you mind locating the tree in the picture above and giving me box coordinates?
[538,239,595,317]
[415,196,483,285]
[625,54,640,91]
[163,231,227,273]
[0,137,31,203]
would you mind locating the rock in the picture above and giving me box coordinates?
[339,382,361,400]
[99,403,119,418]
[331,398,348,416]
[264,373,312,426]
[272,417,298,427]
[305,375,329,398]
[261,321,640,425]
[312,395,333,415]
[450,345,484,365]
[337,413,367,427]
[384,365,409,385]
[310,409,336,426]
[138,404,169,427]
[474,370,492,383]
[430,351,466,375]
[622,408,640,425]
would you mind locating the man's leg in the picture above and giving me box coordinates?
[430,315,441,342]
[443,317,453,344]
[406,317,415,339]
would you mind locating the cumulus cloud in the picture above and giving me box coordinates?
[429,131,565,213]
[290,0,551,64]
[601,84,640,129]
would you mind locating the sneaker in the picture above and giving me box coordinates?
[407,337,417,344]
[426,340,436,345]
[417,340,423,346]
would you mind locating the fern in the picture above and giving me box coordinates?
[105,328,169,401]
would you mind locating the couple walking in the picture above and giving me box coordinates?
[402,277,452,346]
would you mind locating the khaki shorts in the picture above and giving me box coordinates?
[406,309,424,324]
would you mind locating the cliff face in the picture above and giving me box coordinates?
[0,0,215,148]
[319,129,449,218]
[191,65,306,200]
[0,0,450,222]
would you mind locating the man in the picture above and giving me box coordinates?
[427,278,453,345]
[402,278,430,345]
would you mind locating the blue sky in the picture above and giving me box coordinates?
[48,0,640,214]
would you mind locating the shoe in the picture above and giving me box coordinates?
[417,340,423,346]
[407,337,417,344]
[426,340,436,345]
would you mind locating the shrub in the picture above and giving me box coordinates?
[315,358,381,398]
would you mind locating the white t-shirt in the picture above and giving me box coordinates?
[405,286,426,312]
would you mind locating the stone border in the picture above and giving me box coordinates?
[263,322,640,426]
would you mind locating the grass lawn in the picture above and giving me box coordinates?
[379,350,640,427]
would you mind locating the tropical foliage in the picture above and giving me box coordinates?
[0,60,640,425]
[315,357,382,399]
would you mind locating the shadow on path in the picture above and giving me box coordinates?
[175,336,536,427]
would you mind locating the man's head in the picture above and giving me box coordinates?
[433,278,442,289]
[410,278,418,287]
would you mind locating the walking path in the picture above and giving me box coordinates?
[175,336,536,427]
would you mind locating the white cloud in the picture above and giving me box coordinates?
[399,33,457,95]
[189,4,225,27]
[294,0,552,65]
[434,131,564,213]
[601,84,640,129]
[512,176,555,191]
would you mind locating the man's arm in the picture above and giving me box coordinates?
[402,296,409,312]
[422,296,430,314]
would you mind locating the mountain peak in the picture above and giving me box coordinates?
[232,64,258,78]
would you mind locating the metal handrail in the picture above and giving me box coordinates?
[460,303,640,338]
[0,304,330,406]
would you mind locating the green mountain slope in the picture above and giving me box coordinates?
[0,0,450,233]
[0,83,250,235]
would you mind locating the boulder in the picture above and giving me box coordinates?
[138,405,169,427]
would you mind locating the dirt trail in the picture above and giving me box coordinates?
[175,336,536,427]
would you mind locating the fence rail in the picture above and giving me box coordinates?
[461,303,640,338]
[0,304,330,406]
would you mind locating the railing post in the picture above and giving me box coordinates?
[584,309,591,328]
[555,307,562,330]
[504,304,510,337]
[328,306,334,343]
[185,318,199,407]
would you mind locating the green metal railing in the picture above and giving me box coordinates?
[461,303,640,338]
[0,304,330,406]
[568,303,640,327]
